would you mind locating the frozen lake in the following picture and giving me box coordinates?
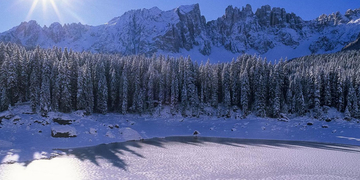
[1,137,360,180]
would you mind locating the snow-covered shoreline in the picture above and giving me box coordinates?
[1,103,360,164]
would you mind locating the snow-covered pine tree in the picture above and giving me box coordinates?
[313,76,322,119]
[0,88,9,111]
[337,74,344,112]
[40,56,52,116]
[158,57,166,107]
[84,61,95,115]
[146,63,155,113]
[29,69,38,112]
[51,58,60,111]
[29,49,43,112]
[272,78,281,118]
[14,48,28,103]
[255,74,267,117]
[69,53,79,110]
[324,74,332,107]
[230,58,239,107]
[58,55,72,113]
[170,65,179,115]
[222,64,231,109]
[96,62,108,114]
[130,58,142,113]
[344,105,351,121]
[211,64,219,108]
[76,66,86,111]
[240,70,250,116]
[347,83,358,117]
[295,79,306,116]
[121,64,128,114]
[109,61,119,111]
[180,67,188,116]
[2,53,17,106]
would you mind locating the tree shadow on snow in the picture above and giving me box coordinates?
[54,136,360,170]
[2,136,360,170]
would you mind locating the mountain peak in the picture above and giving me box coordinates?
[176,3,200,14]
[1,4,360,61]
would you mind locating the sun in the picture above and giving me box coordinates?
[22,0,84,25]
[26,0,62,22]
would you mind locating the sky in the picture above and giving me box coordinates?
[0,0,359,32]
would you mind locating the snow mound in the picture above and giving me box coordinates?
[89,128,97,135]
[0,111,13,120]
[1,152,19,164]
[119,127,142,141]
[106,131,115,138]
[51,125,77,138]
[33,151,49,160]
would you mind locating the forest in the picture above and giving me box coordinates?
[0,42,359,119]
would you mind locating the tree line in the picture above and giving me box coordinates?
[0,42,359,119]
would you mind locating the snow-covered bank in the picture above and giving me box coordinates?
[1,137,360,180]
[0,103,360,164]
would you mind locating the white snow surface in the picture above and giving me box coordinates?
[0,103,359,166]
[1,137,360,180]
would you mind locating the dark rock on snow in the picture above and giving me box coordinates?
[53,117,76,125]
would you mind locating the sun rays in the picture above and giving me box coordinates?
[22,0,84,25]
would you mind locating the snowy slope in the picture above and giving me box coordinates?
[1,4,360,63]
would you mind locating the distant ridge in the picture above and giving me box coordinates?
[1,4,360,62]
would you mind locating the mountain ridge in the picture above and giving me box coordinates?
[1,4,360,62]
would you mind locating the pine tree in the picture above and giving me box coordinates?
[69,53,79,110]
[180,71,188,116]
[211,65,219,108]
[58,55,72,113]
[121,65,128,114]
[1,54,17,106]
[324,75,332,107]
[96,62,108,114]
[146,63,155,113]
[344,105,351,121]
[30,69,38,112]
[240,71,250,116]
[40,57,51,116]
[295,80,306,116]
[109,62,119,111]
[313,76,322,119]
[222,64,231,108]
[84,62,94,115]
[337,77,344,112]
[170,66,179,115]
[29,47,43,112]
[230,58,240,106]
[51,60,60,111]
[76,66,86,110]
[0,88,9,111]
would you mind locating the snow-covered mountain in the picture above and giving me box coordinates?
[1,4,360,62]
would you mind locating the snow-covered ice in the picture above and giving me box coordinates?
[0,103,359,179]
[1,137,360,180]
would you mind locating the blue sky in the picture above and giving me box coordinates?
[0,0,359,32]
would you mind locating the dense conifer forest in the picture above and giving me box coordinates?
[0,42,359,119]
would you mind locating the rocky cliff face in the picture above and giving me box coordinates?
[1,4,360,61]
[342,33,360,51]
